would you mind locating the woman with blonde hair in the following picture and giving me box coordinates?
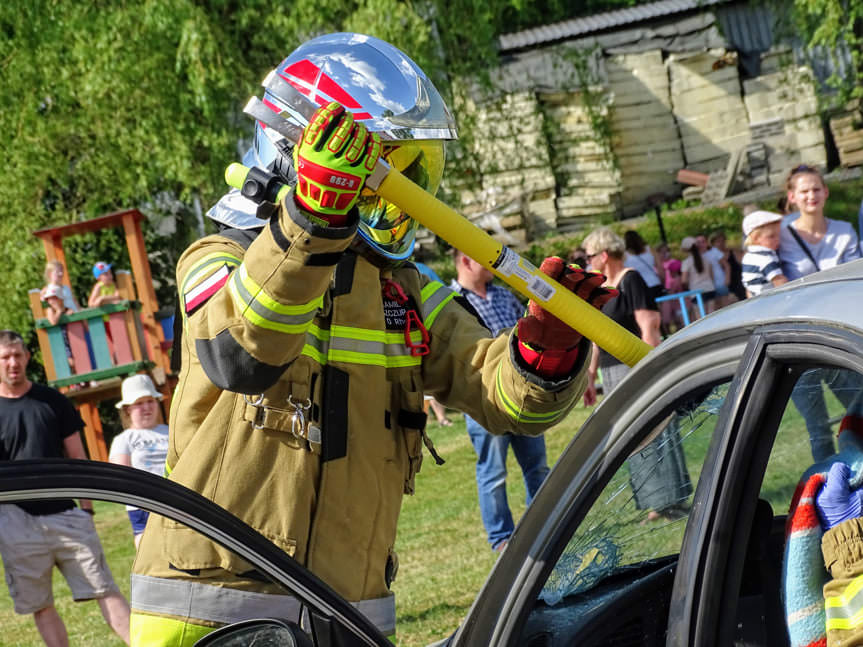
[779,164,862,461]
[582,227,690,522]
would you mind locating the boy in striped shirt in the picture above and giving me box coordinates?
[741,210,788,297]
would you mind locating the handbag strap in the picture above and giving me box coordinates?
[632,253,662,283]
[787,226,820,272]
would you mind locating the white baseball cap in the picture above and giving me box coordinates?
[680,236,697,251]
[41,284,63,301]
[116,374,163,408]
[742,210,783,238]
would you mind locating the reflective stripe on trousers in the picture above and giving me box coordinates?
[130,574,396,638]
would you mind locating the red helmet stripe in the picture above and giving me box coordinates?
[281,60,372,121]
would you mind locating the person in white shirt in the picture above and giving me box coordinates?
[108,375,169,549]
[698,234,730,307]
[779,164,861,280]
[740,210,787,296]
[778,164,863,462]
[623,230,664,302]
[680,236,716,317]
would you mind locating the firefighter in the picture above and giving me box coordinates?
[130,32,616,645]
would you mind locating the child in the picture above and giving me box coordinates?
[661,258,684,331]
[42,260,81,315]
[41,283,72,326]
[109,374,169,548]
[88,261,122,307]
[740,210,788,297]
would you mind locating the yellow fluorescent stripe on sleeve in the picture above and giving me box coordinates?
[826,575,863,609]
[495,364,566,424]
[227,279,318,334]
[236,264,323,316]
[181,252,241,293]
[826,606,863,631]
[421,282,456,328]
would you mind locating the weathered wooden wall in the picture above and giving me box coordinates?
[425,44,828,253]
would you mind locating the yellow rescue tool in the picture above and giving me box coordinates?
[238,82,652,367]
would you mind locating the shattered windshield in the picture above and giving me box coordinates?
[540,382,728,605]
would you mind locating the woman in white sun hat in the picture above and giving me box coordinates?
[108,374,169,548]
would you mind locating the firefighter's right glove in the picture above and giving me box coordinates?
[816,462,863,531]
[293,101,383,226]
[516,257,618,378]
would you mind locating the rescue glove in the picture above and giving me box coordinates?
[816,461,863,531]
[516,257,618,378]
[293,101,383,226]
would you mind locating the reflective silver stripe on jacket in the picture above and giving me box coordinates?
[131,574,396,635]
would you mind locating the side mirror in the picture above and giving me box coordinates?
[194,618,313,647]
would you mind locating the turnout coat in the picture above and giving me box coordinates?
[132,192,588,636]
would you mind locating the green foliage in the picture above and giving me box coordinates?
[0,0,674,352]
[767,0,863,103]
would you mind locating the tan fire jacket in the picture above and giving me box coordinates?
[132,192,588,634]
[822,516,863,645]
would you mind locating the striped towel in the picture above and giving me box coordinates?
[783,398,863,647]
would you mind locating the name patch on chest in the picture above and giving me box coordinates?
[383,297,410,330]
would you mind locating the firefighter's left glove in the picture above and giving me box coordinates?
[293,101,383,226]
[516,257,618,378]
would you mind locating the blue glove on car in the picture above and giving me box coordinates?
[816,461,863,530]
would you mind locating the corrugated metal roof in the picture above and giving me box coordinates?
[498,0,729,52]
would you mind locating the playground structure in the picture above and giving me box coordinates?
[28,209,174,461]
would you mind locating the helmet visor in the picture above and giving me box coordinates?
[355,140,445,260]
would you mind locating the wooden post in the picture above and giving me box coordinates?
[28,290,58,383]
[77,401,108,461]
[121,212,168,373]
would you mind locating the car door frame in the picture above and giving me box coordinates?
[0,459,391,647]
[451,323,753,646]
[675,323,863,647]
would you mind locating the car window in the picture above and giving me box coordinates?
[517,381,729,646]
[541,382,727,604]
[761,367,863,516]
[0,501,297,646]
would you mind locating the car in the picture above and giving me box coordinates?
[3,259,863,646]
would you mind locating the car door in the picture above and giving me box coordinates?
[450,317,863,647]
[0,460,390,647]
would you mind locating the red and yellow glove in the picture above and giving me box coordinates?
[516,257,619,378]
[293,101,382,226]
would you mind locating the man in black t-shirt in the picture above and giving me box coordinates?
[0,330,131,646]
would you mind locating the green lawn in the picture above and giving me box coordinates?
[0,386,839,646]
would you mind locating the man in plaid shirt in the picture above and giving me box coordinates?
[450,250,550,552]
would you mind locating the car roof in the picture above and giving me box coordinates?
[663,258,863,350]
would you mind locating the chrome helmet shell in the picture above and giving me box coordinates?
[253,32,457,261]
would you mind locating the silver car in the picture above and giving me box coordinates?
[4,259,863,646]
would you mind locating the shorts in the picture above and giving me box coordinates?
[714,285,730,297]
[0,505,120,614]
[694,290,717,303]
[128,508,150,535]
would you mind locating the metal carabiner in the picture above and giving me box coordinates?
[288,395,312,439]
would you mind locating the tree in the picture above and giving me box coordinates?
[781,0,863,102]
[0,0,636,349]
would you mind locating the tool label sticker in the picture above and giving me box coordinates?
[493,247,555,302]
[528,275,555,302]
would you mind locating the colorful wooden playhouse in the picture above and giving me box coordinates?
[28,209,174,461]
